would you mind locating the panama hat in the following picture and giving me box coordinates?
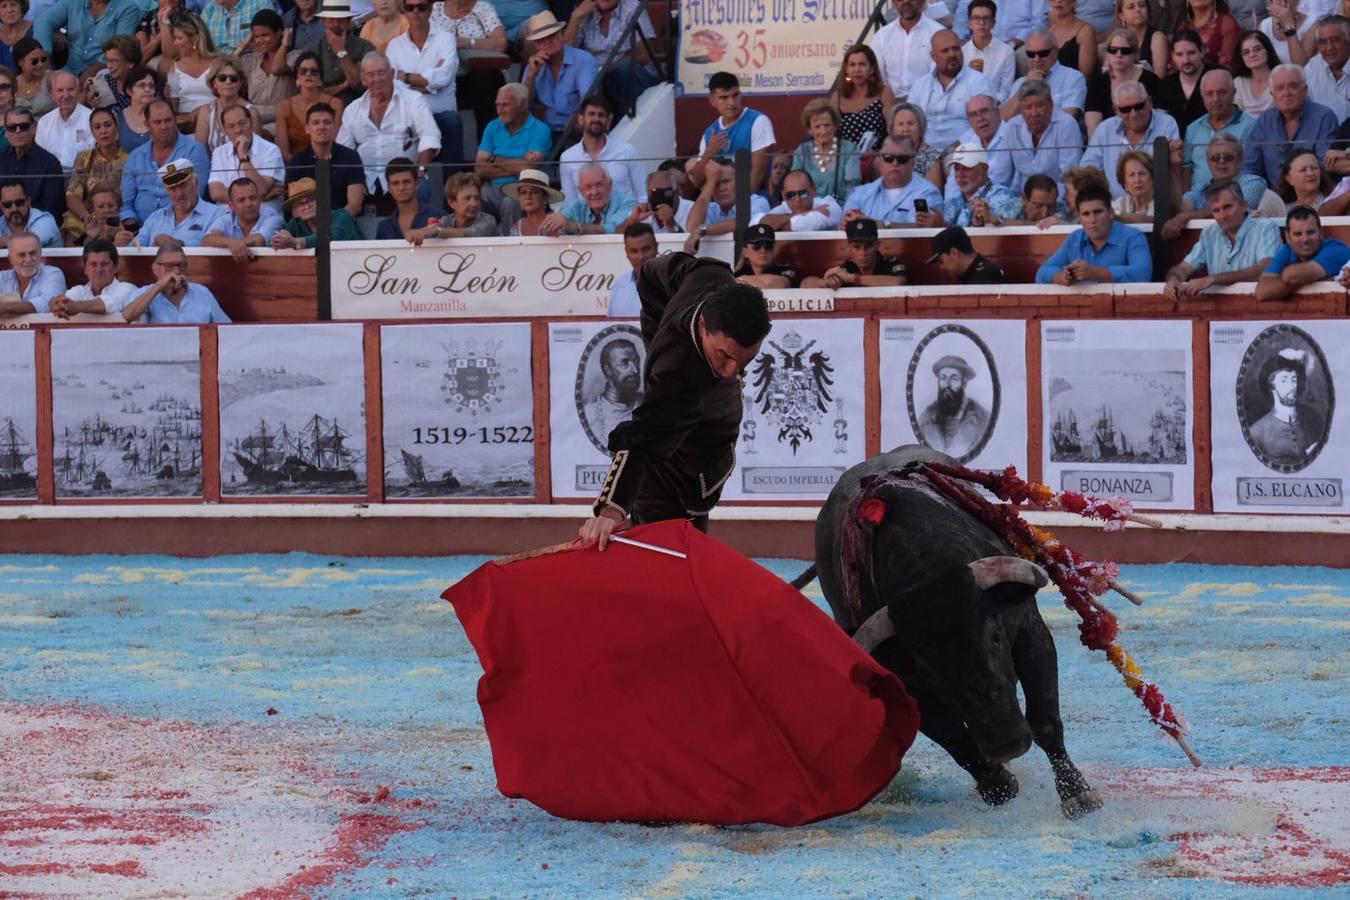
[284,178,318,214]
[316,0,353,19]
[524,10,566,41]
[502,168,563,204]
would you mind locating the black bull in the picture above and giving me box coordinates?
[795,446,1103,818]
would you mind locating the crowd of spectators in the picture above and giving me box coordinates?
[6,0,1350,323]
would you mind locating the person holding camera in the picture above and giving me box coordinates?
[121,239,231,323]
[642,168,690,233]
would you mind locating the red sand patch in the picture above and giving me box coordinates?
[1105,766,1350,886]
[0,702,424,896]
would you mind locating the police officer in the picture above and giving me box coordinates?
[927,226,1006,285]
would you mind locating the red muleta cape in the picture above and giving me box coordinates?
[442,520,920,826]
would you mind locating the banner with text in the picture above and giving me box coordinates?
[1210,321,1350,514]
[330,237,731,319]
[549,321,647,499]
[0,330,36,500]
[722,317,865,501]
[50,328,202,500]
[879,319,1028,474]
[381,323,536,498]
[218,324,367,497]
[677,0,870,96]
[1041,320,1195,511]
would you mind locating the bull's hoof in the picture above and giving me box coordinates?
[1060,789,1103,819]
[976,767,1019,805]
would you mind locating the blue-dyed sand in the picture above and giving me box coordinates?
[1,553,1348,897]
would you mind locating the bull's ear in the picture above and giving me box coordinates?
[968,556,1048,592]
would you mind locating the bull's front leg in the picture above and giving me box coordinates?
[875,645,1018,805]
[1009,610,1103,819]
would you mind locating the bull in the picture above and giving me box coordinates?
[795,446,1103,818]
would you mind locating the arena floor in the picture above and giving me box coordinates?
[1,551,1347,897]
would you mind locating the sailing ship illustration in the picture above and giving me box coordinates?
[399,448,460,488]
[1051,409,1082,456]
[232,414,359,485]
[0,417,36,493]
[56,399,202,492]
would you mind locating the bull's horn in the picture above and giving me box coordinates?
[969,556,1049,591]
[852,607,896,653]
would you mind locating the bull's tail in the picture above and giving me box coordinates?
[789,564,818,590]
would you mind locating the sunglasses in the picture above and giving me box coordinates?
[0,198,27,209]
[880,152,914,164]
[1209,152,1236,163]
[1106,45,1135,54]
[297,65,321,75]
[1116,100,1148,114]
[783,189,812,200]
[215,73,240,82]
[405,2,430,9]
[26,55,49,65]
[1025,48,1054,58]
[0,83,11,92]
[748,241,774,251]
[4,121,31,132]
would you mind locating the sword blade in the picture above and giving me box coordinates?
[610,534,688,559]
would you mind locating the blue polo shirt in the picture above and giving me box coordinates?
[120,135,212,224]
[1036,220,1152,284]
[479,115,553,185]
[136,200,224,247]
[1264,237,1350,278]
[143,282,231,324]
[561,191,637,233]
[533,47,599,130]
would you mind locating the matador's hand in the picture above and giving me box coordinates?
[575,507,627,550]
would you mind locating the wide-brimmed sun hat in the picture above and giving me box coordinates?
[524,10,566,41]
[284,177,318,214]
[502,168,563,204]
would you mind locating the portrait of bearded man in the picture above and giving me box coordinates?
[1247,348,1327,470]
[917,354,990,458]
[582,337,644,452]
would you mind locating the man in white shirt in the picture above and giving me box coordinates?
[204,177,285,261]
[207,103,285,214]
[758,170,843,231]
[1304,16,1350,120]
[945,93,1013,195]
[908,29,994,148]
[35,71,92,168]
[385,0,463,165]
[559,96,646,205]
[608,222,656,317]
[337,53,441,193]
[643,168,692,233]
[871,0,944,100]
[48,239,139,321]
[1004,30,1087,120]
[962,0,1014,101]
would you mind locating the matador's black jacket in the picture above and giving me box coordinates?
[591,252,747,527]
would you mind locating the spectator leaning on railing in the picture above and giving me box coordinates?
[839,134,943,228]
[801,217,907,289]
[426,171,498,238]
[558,160,639,234]
[283,100,366,218]
[0,230,64,315]
[1164,180,1281,300]
[203,176,284,260]
[1255,205,1350,302]
[559,95,644,205]
[377,155,447,240]
[0,177,60,247]
[272,176,359,247]
[1009,173,1068,227]
[731,223,800,289]
[133,158,223,248]
[1035,184,1152,285]
[757,169,843,232]
[121,238,232,324]
[48,238,139,320]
